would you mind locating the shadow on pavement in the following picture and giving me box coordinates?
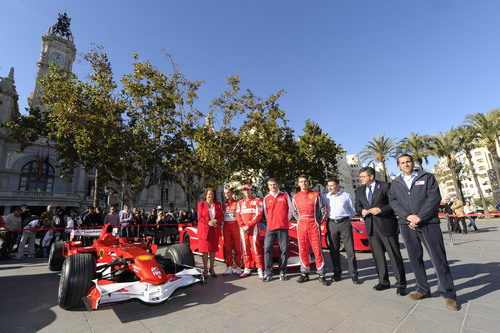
[0,265,23,270]
[399,259,500,303]
[454,262,500,303]
[0,273,59,333]
[111,277,246,324]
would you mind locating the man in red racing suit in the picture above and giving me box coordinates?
[292,175,329,285]
[222,187,242,276]
[236,184,264,279]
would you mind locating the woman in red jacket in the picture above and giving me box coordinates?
[197,188,223,277]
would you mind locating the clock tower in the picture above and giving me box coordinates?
[28,13,76,109]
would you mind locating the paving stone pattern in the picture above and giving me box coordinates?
[1,218,499,332]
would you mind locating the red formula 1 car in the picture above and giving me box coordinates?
[48,224,203,310]
[179,223,307,269]
[319,219,370,251]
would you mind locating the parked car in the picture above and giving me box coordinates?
[179,222,308,269]
[319,219,370,251]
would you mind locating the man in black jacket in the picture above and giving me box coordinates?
[442,197,458,233]
[355,167,406,295]
[389,154,458,311]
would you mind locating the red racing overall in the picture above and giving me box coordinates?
[222,199,242,268]
[236,197,264,269]
[292,190,328,274]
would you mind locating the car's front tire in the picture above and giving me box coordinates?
[58,254,96,310]
[160,243,195,267]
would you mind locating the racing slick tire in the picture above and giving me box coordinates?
[324,233,344,251]
[48,241,65,271]
[182,232,190,245]
[339,239,345,252]
[162,243,195,267]
[58,253,96,310]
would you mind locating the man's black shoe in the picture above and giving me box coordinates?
[319,275,330,286]
[396,287,407,296]
[297,274,309,283]
[331,275,342,282]
[373,283,390,291]
[352,277,362,285]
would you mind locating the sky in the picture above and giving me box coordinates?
[2,0,500,175]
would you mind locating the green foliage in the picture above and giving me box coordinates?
[4,46,344,206]
[236,93,297,193]
[296,120,343,188]
[465,110,500,191]
[455,126,488,209]
[429,130,462,200]
[397,133,431,171]
[360,134,397,181]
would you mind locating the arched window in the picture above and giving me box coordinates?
[18,160,55,192]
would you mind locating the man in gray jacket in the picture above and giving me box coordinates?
[389,154,458,311]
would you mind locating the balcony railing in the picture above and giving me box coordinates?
[2,191,82,202]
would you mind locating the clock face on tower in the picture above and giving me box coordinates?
[50,53,65,65]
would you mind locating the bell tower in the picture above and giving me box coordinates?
[28,12,76,109]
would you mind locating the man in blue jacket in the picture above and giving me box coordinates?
[389,154,458,311]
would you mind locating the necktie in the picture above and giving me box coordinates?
[367,185,373,205]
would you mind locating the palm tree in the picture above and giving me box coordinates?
[429,131,462,199]
[465,110,500,188]
[456,126,488,210]
[397,133,431,171]
[360,134,397,182]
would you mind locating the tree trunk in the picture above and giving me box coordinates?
[488,147,500,191]
[160,177,165,209]
[121,180,125,210]
[417,160,424,171]
[465,152,487,209]
[382,162,388,182]
[93,168,100,208]
[448,158,461,199]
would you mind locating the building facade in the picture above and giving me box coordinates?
[0,14,188,215]
[435,147,497,207]
[335,153,362,198]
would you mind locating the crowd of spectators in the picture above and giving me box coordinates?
[0,204,198,260]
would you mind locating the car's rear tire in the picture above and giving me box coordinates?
[48,241,65,271]
[339,239,345,252]
[161,243,195,267]
[58,254,96,310]
[182,232,190,245]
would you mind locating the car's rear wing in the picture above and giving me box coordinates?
[70,228,102,241]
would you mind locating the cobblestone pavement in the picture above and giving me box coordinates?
[1,218,499,332]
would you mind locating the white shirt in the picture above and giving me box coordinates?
[208,205,215,220]
[324,191,356,219]
[402,171,418,190]
[23,219,40,233]
[463,205,475,214]
[42,230,60,247]
[65,217,81,233]
[365,180,376,201]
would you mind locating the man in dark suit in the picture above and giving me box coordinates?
[355,167,407,296]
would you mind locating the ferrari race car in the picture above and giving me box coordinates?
[48,224,203,310]
[179,222,306,269]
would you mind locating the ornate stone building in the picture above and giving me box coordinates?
[0,14,189,215]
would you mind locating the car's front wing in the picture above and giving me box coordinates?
[85,267,203,310]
